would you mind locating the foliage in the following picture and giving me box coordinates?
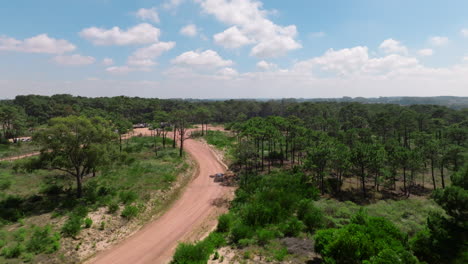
[171,232,225,264]
[121,205,139,219]
[61,214,83,237]
[314,212,418,264]
[26,225,60,254]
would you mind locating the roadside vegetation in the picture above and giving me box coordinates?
[0,95,467,263]
[0,131,185,263]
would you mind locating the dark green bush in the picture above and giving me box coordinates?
[121,205,139,219]
[171,233,225,264]
[1,243,25,258]
[62,215,83,237]
[107,201,119,214]
[230,222,254,244]
[84,218,93,228]
[119,190,138,205]
[297,199,324,232]
[217,213,233,233]
[26,225,60,254]
[256,229,276,246]
[279,217,305,237]
[314,212,418,264]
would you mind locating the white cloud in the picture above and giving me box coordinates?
[463,56,468,62]
[217,67,238,77]
[214,26,252,49]
[429,36,449,46]
[256,60,277,71]
[0,34,76,54]
[180,24,198,37]
[461,29,468,37]
[102,58,114,66]
[379,39,408,55]
[53,54,95,65]
[197,0,301,58]
[171,49,233,69]
[106,66,151,74]
[418,49,433,57]
[293,46,419,77]
[127,41,175,66]
[80,23,160,46]
[135,7,160,23]
[163,0,184,10]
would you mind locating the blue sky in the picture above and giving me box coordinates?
[1,0,468,98]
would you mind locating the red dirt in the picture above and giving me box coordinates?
[87,126,232,264]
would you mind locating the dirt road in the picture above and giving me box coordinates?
[0,151,40,162]
[88,129,231,264]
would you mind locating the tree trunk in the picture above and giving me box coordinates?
[179,128,184,157]
[361,165,366,197]
[440,164,445,189]
[76,175,83,198]
[431,159,436,190]
[172,126,177,148]
[403,167,407,195]
[119,134,122,153]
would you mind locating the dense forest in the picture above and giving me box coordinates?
[0,94,467,263]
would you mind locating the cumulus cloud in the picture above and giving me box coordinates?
[214,26,252,49]
[127,41,175,66]
[0,34,76,54]
[53,54,95,65]
[171,49,233,69]
[102,58,114,66]
[418,49,433,57]
[256,60,277,71]
[379,39,408,55]
[135,7,160,23]
[429,36,449,46]
[197,0,301,58]
[80,23,160,46]
[293,46,419,77]
[180,24,198,37]
[217,67,238,77]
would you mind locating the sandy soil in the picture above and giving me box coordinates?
[87,126,233,264]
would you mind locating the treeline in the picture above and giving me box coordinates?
[227,104,467,197]
[1,94,467,136]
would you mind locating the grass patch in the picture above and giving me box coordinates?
[0,142,39,159]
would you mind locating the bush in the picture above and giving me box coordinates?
[99,221,106,230]
[121,205,139,219]
[256,229,276,246]
[119,190,138,205]
[0,179,12,190]
[230,222,254,244]
[314,212,417,264]
[84,218,93,228]
[297,200,324,232]
[171,232,225,264]
[62,215,83,237]
[13,227,27,242]
[217,213,234,233]
[107,202,119,214]
[26,225,60,254]
[279,217,305,237]
[1,243,25,258]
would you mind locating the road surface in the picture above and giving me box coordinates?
[88,130,231,264]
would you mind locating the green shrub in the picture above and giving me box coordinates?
[107,202,119,214]
[119,190,138,205]
[256,229,276,246]
[99,221,106,230]
[22,252,34,262]
[171,242,211,264]
[0,239,5,249]
[314,212,417,264]
[0,179,12,190]
[121,205,139,219]
[13,227,27,242]
[1,243,25,258]
[62,215,83,237]
[217,213,234,233]
[273,247,288,261]
[84,218,93,228]
[26,225,60,254]
[73,205,89,218]
[280,217,305,237]
[297,199,324,232]
[230,222,254,244]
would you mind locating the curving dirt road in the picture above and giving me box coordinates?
[88,129,232,264]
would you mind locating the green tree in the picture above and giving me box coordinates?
[33,116,116,198]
